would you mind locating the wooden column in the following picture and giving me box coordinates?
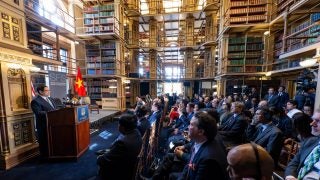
[149,49,157,79]
[186,14,194,46]
[184,48,194,78]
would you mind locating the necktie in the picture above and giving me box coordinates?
[268,95,272,102]
[46,97,54,108]
[298,143,320,179]
[187,146,196,178]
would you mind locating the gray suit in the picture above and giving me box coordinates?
[247,124,283,164]
[285,136,320,178]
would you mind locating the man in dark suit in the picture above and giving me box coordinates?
[219,101,248,147]
[277,86,289,109]
[246,107,283,166]
[136,105,150,136]
[148,101,162,125]
[285,109,320,180]
[178,112,228,180]
[31,84,57,158]
[264,87,279,108]
[97,114,142,180]
[242,94,252,110]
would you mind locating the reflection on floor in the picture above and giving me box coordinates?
[0,120,120,180]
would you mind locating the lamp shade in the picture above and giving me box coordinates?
[299,58,317,67]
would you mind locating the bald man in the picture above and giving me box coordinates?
[227,143,274,180]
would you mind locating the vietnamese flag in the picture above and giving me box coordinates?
[75,67,87,96]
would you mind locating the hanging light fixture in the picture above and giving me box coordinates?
[299,58,317,67]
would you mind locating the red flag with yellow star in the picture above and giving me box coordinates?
[75,67,86,96]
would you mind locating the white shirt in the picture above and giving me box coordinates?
[287,108,302,119]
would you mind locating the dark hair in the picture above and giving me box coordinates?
[193,111,217,141]
[201,108,219,123]
[119,114,137,131]
[36,84,47,94]
[279,86,286,90]
[257,107,272,122]
[197,102,206,109]
[135,105,147,118]
[292,113,312,139]
[152,101,161,110]
[287,100,298,106]
[187,102,195,109]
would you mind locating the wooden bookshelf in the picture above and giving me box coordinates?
[83,4,116,34]
[227,0,268,25]
[226,35,264,73]
[85,41,117,75]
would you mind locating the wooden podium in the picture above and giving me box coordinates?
[46,105,90,159]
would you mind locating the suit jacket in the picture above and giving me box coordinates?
[243,99,252,110]
[218,113,248,146]
[179,137,228,180]
[148,111,162,125]
[247,124,283,163]
[264,94,279,107]
[277,92,289,108]
[285,136,320,178]
[31,95,57,157]
[97,129,142,180]
[137,117,150,136]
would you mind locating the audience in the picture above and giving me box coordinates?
[128,88,317,180]
[97,114,142,179]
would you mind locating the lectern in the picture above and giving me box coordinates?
[46,105,90,159]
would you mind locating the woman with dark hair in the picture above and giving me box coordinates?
[270,107,293,139]
[292,113,313,142]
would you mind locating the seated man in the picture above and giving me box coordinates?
[219,101,248,147]
[227,143,274,180]
[177,111,228,180]
[97,114,142,180]
[285,109,320,180]
[246,107,283,165]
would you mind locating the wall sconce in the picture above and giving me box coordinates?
[299,58,317,67]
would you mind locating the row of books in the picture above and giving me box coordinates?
[83,4,114,12]
[229,15,266,23]
[87,62,115,68]
[84,25,114,33]
[87,81,118,86]
[230,0,267,7]
[230,6,266,14]
[87,69,116,75]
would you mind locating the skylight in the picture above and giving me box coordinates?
[163,0,182,13]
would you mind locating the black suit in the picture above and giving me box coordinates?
[97,129,142,180]
[247,124,283,164]
[285,136,320,178]
[218,113,248,146]
[31,95,57,157]
[264,94,279,107]
[277,92,289,108]
[178,137,228,180]
[137,117,150,136]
